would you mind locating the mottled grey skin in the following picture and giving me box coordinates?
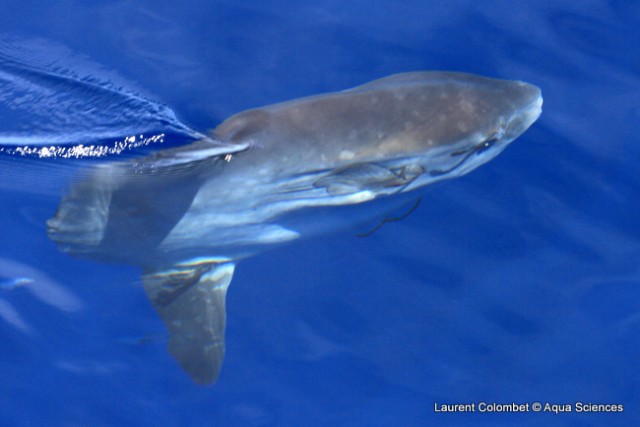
[215,72,538,172]
[48,72,542,384]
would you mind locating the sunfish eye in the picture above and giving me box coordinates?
[475,133,500,154]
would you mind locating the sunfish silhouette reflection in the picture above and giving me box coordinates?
[48,72,542,384]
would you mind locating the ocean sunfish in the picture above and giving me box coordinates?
[47,72,543,384]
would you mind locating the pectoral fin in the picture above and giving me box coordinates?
[142,260,235,385]
[313,163,424,196]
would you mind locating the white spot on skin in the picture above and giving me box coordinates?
[460,99,474,113]
[339,150,355,160]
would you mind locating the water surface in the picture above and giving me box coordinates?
[0,1,638,426]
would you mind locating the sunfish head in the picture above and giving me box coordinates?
[345,72,543,190]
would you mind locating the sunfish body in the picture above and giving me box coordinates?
[47,72,542,384]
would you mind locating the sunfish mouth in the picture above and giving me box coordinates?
[503,81,543,140]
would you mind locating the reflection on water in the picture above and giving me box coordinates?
[0,298,33,335]
[54,359,129,376]
[0,276,33,290]
[0,257,83,313]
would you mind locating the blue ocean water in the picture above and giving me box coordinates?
[1,1,639,426]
